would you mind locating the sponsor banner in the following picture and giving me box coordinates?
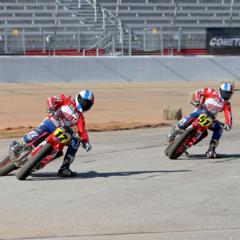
[206,28,240,54]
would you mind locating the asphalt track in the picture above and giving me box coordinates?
[1,127,240,240]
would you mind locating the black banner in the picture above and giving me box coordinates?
[206,28,240,55]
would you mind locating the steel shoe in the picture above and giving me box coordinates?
[58,168,77,177]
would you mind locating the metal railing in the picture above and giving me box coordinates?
[0,26,208,55]
[82,32,111,55]
[59,0,124,54]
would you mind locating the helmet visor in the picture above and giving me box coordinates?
[77,95,93,112]
[220,88,232,100]
[82,99,93,111]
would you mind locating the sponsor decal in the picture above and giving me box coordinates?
[209,37,240,47]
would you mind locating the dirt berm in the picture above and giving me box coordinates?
[0,81,239,138]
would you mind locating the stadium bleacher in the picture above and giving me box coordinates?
[0,0,239,55]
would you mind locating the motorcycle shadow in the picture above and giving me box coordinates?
[184,153,240,161]
[31,169,191,181]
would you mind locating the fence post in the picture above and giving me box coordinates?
[43,31,46,53]
[4,28,7,53]
[128,28,132,56]
[120,27,124,55]
[112,35,115,55]
[160,26,163,55]
[22,28,26,54]
[178,27,182,52]
[77,30,81,53]
[143,29,146,51]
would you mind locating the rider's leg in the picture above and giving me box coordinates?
[206,121,223,158]
[58,136,81,177]
[21,118,56,145]
[11,119,56,156]
[168,108,202,142]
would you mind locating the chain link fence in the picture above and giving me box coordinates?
[0,27,206,55]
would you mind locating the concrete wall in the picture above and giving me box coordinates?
[0,56,240,83]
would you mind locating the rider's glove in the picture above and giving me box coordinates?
[192,100,201,107]
[48,107,55,117]
[223,124,231,131]
[82,142,92,152]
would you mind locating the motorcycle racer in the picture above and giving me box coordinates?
[11,89,94,177]
[168,82,233,158]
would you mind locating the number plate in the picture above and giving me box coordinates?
[53,128,71,144]
[197,114,213,127]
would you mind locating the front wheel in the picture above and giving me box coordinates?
[167,128,195,160]
[0,156,17,176]
[16,144,52,180]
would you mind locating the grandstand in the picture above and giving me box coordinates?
[0,0,239,55]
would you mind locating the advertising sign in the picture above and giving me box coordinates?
[206,28,240,54]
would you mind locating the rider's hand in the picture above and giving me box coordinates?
[82,142,92,152]
[223,124,231,131]
[48,107,55,117]
[192,100,200,107]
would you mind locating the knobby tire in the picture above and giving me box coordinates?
[168,128,195,160]
[16,144,52,180]
[0,156,17,176]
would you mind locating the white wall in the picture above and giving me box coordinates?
[0,56,240,82]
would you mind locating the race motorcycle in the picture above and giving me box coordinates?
[0,132,49,177]
[165,100,225,160]
[0,126,77,180]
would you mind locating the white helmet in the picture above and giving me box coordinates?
[75,89,94,112]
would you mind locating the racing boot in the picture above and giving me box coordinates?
[58,138,80,177]
[58,155,77,177]
[205,140,218,159]
[168,125,180,142]
[58,168,77,177]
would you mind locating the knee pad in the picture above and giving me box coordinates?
[178,117,191,129]
[70,137,81,150]
[23,130,39,143]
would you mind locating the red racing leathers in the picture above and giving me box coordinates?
[193,87,232,129]
[47,94,89,144]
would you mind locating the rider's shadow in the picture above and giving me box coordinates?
[185,153,240,162]
[31,169,191,181]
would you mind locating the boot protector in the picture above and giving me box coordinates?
[58,167,77,177]
[206,140,218,158]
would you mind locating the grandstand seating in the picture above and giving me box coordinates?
[0,0,239,55]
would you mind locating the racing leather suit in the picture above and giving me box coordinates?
[22,94,90,170]
[177,87,232,145]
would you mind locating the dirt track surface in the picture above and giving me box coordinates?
[0,81,239,138]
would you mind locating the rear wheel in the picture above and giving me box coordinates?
[16,144,52,180]
[0,156,17,176]
[168,128,195,160]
